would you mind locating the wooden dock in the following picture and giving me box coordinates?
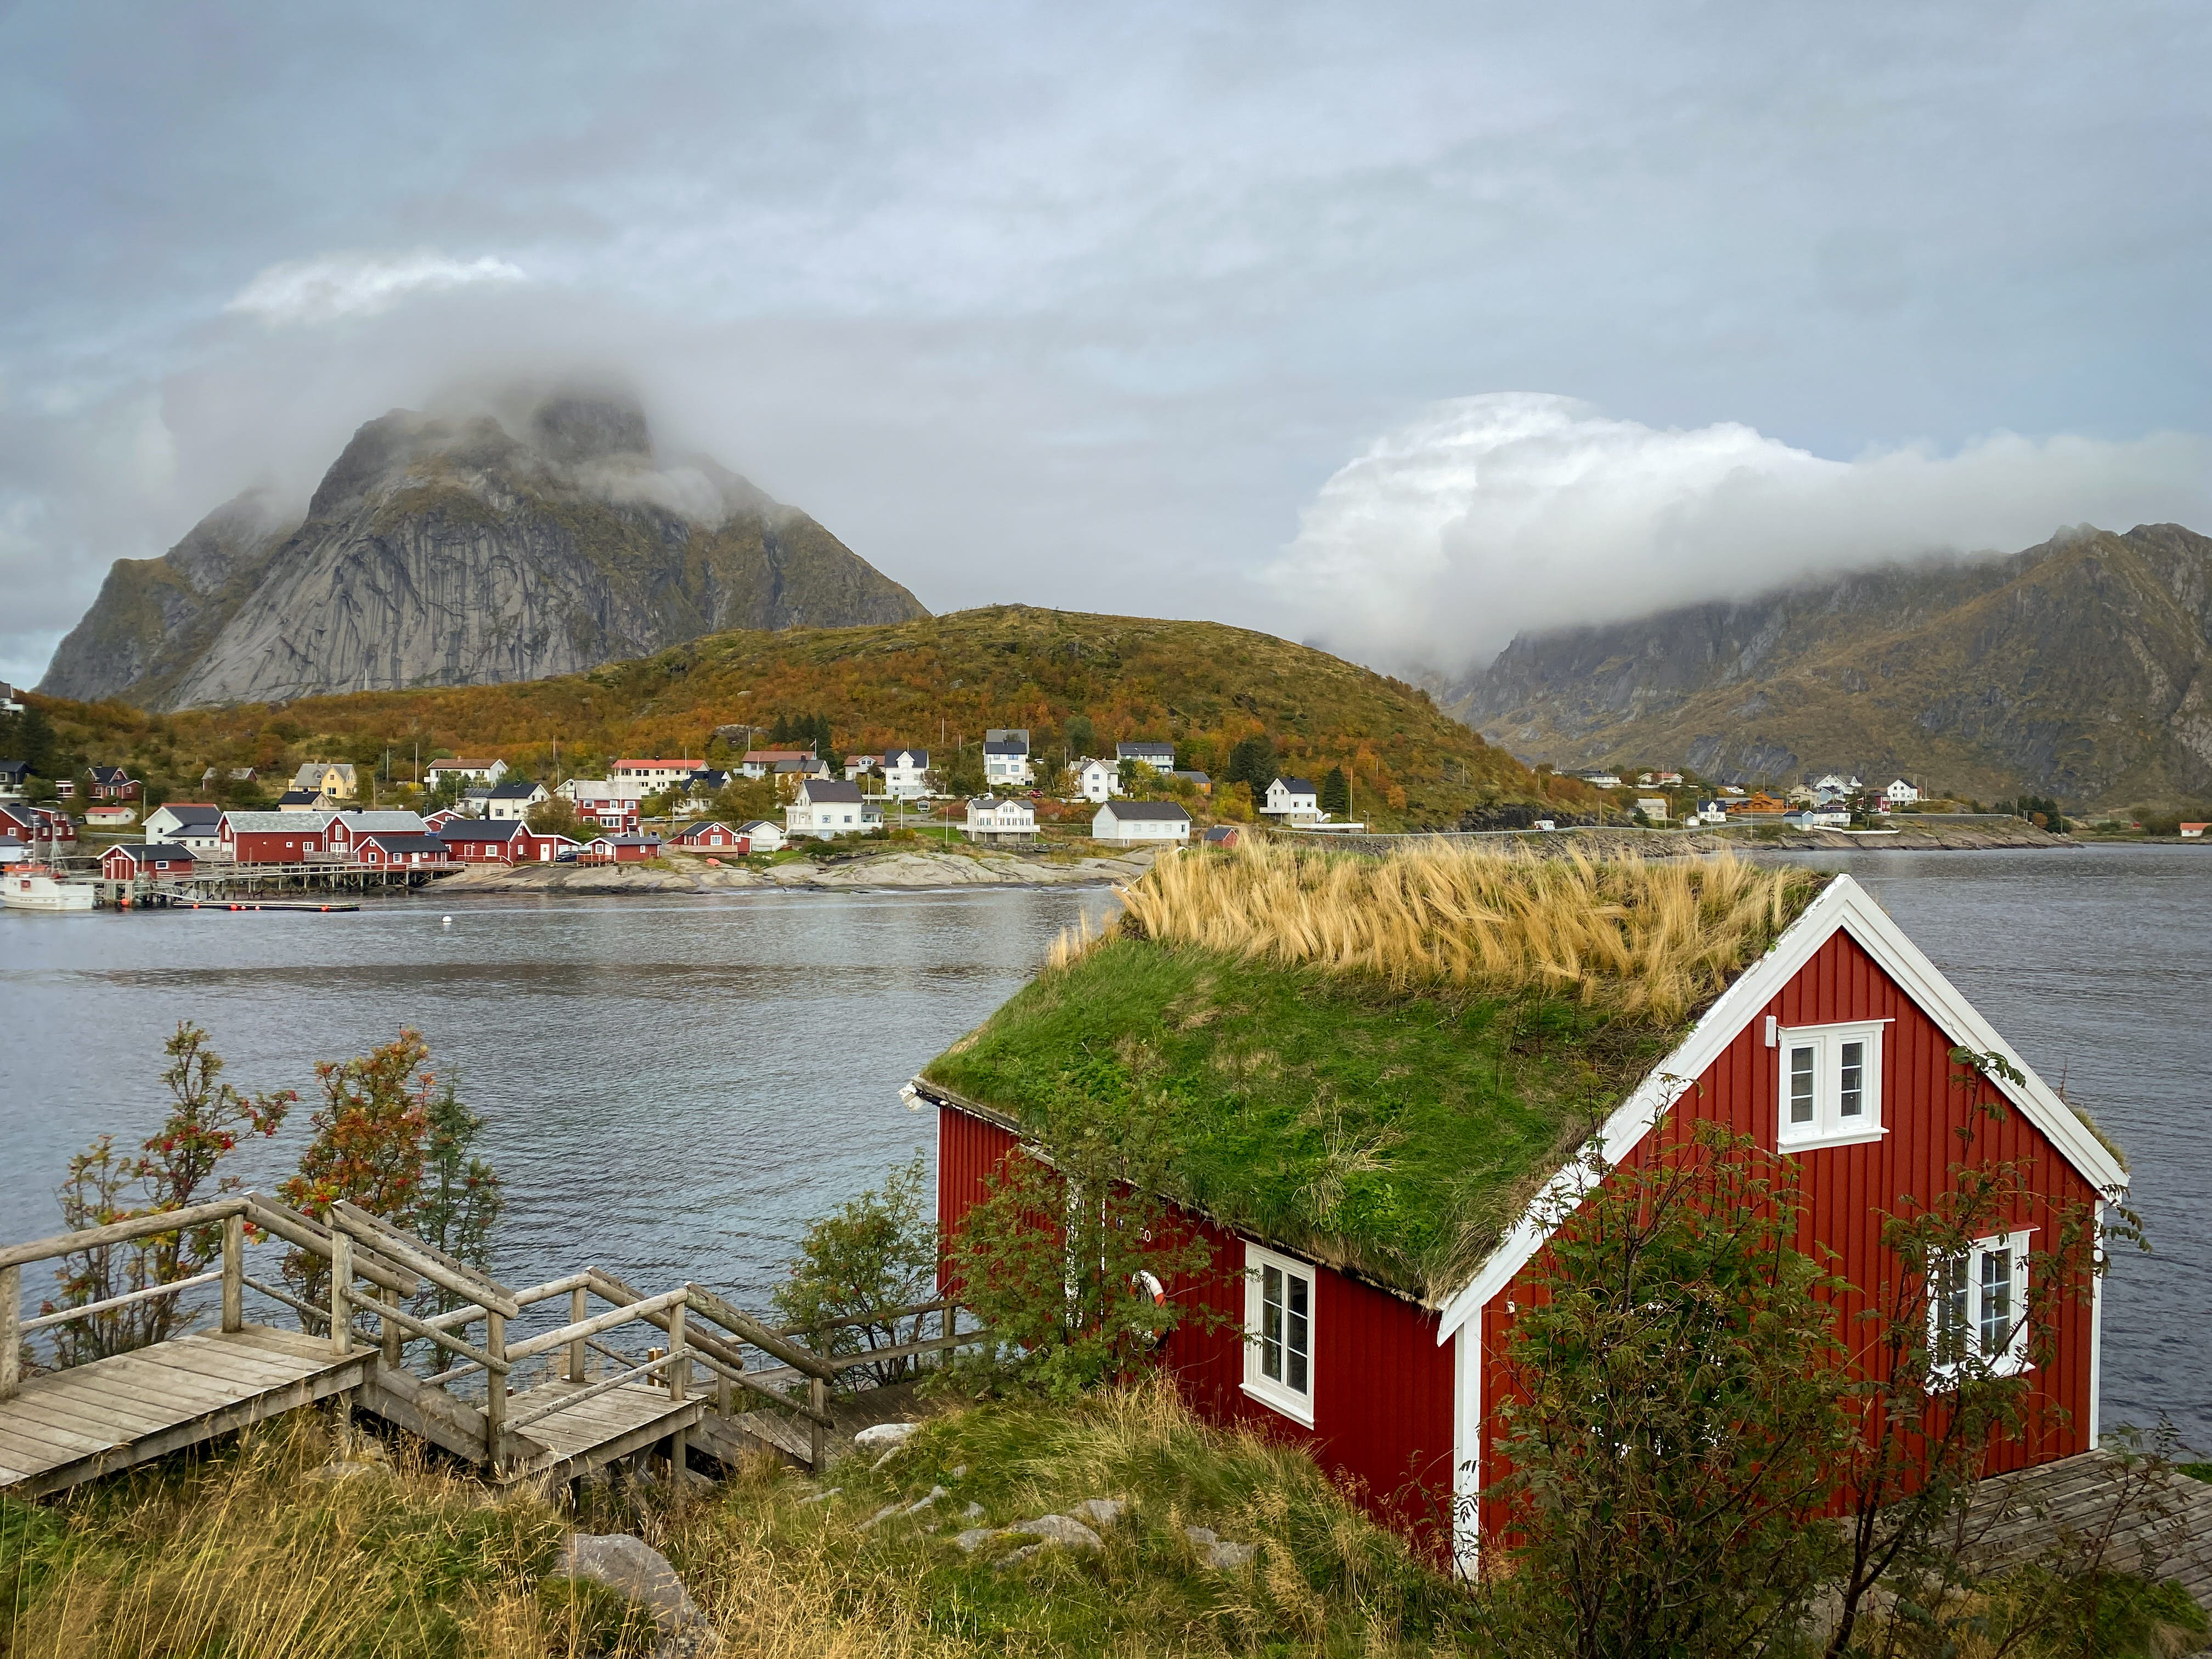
[1964,1448,2212,1617]
[3,1195,987,1503]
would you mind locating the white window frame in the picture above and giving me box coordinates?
[1774,1020,1887,1150]
[1241,1240,1316,1426]
[1928,1229,2033,1383]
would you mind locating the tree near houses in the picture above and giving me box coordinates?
[1224,733,1276,791]
[772,1158,937,1388]
[43,1024,296,1365]
[1321,765,1351,818]
[526,794,582,838]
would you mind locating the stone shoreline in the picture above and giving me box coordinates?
[434,845,1161,896]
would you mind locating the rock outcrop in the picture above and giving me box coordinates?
[41,390,927,709]
[1446,524,2212,807]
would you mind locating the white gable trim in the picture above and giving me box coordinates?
[1435,873,2127,1342]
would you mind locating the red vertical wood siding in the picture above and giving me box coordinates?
[1478,928,2100,1541]
[933,1102,1456,1547]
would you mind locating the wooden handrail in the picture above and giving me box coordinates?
[331,1201,512,1310]
[240,1195,416,1297]
[585,1270,754,1379]
[337,1281,504,1373]
[326,1204,511,1317]
[504,1285,687,1365]
[20,1269,224,1333]
[681,1281,839,1381]
[0,1197,248,1273]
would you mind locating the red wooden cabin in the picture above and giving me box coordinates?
[674,820,743,850]
[441,820,571,864]
[923,874,2128,1573]
[581,833,662,864]
[100,843,196,880]
[217,810,331,863]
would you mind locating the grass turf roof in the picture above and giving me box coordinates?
[926,847,1830,1303]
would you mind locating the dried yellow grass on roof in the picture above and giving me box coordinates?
[1115,839,1818,1019]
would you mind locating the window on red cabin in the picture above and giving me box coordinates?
[1775,1022,1885,1149]
[1243,1241,1316,1424]
[1929,1231,2031,1381]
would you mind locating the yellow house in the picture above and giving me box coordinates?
[292,761,359,800]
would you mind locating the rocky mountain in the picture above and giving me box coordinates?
[1446,524,2212,808]
[40,391,927,709]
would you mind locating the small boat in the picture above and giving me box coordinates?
[1,870,97,911]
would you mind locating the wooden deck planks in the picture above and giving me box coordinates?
[0,1327,370,1498]
[1965,1451,2212,1617]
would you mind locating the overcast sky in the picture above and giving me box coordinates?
[4,2,2209,688]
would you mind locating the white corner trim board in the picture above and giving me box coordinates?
[1435,875,2128,1344]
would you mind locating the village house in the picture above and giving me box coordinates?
[1725,792,1790,817]
[879,747,931,800]
[292,761,358,800]
[1200,825,1243,848]
[984,729,1033,788]
[1074,757,1120,803]
[215,810,331,864]
[278,788,334,811]
[673,820,746,851]
[1576,769,1623,788]
[0,681,21,714]
[89,765,141,803]
[738,747,820,780]
[581,833,663,864]
[964,795,1037,841]
[481,780,549,821]
[0,834,25,865]
[1886,778,1922,805]
[0,760,27,799]
[321,811,434,860]
[439,820,575,865]
[1261,776,1321,824]
[351,831,451,870]
[1167,769,1212,795]
[99,843,197,882]
[786,778,881,840]
[555,780,642,833]
[201,765,258,788]
[0,803,75,847]
[1116,741,1176,773]
[1092,800,1192,844]
[1814,772,1861,793]
[141,804,224,853]
[613,758,701,794]
[736,819,786,853]
[919,859,2129,1572]
[83,804,138,830]
[1633,796,1670,821]
[425,757,508,787]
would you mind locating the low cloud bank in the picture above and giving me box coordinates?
[227,251,528,325]
[1267,394,2212,675]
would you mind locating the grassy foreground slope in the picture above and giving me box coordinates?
[0,1387,1470,1659]
[29,607,1600,830]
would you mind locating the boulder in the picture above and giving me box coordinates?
[553,1533,707,1635]
[1010,1514,1103,1550]
[1071,1497,1126,1526]
[853,1420,922,1452]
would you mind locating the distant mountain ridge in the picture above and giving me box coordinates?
[1445,524,2212,807]
[40,390,927,710]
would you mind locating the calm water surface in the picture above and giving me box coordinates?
[0,850,2203,1447]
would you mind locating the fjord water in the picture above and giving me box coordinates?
[0,850,2204,1449]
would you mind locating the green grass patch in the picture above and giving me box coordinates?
[926,939,1685,1299]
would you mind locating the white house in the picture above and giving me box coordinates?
[1814,773,1861,794]
[1261,776,1321,824]
[483,780,549,821]
[425,757,507,787]
[1633,796,1671,821]
[1576,770,1623,789]
[964,795,1037,840]
[1885,779,1921,805]
[984,729,1032,788]
[738,747,817,780]
[1116,741,1175,772]
[142,803,225,854]
[786,778,881,839]
[1092,800,1192,844]
[881,747,931,800]
[1693,800,1734,825]
[1075,757,1121,803]
[737,819,787,853]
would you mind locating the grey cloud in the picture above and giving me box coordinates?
[2,2,2208,685]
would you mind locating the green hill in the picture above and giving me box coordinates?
[16,607,1594,831]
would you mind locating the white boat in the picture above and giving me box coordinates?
[1,870,96,911]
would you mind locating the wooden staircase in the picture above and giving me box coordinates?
[1,1195,860,1499]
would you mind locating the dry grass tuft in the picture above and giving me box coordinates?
[1119,840,1820,1019]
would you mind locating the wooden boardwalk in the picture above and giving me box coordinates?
[1965,1449,2212,1617]
[0,1325,370,1499]
[3,1196,984,1502]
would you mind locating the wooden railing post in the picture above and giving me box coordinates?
[809,1374,827,1474]
[484,1309,506,1471]
[1,1263,19,1402]
[329,1231,352,1356]
[328,1229,353,1452]
[381,1284,402,1369]
[220,1212,244,1333]
[568,1285,588,1383]
[667,1298,688,1479]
